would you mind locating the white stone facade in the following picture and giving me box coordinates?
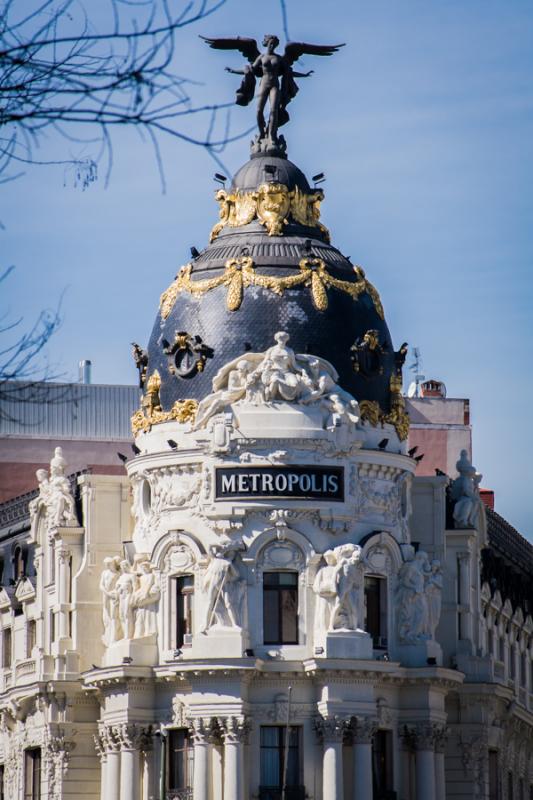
[0,354,532,800]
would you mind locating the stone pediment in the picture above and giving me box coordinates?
[0,586,14,610]
[15,577,36,603]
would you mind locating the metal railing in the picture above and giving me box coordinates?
[166,790,193,800]
[258,786,306,800]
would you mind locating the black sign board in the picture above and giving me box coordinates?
[215,465,344,501]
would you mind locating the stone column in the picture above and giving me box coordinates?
[458,552,473,641]
[316,716,348,800]
[351,717,377,800]
[102,727,121,800]
[222,717,248,800]
[116,724,145,800]
[57,546,71,639]
[94,731,108,800]
[413,723,438,800]
[434,726,447,800]
[192,719,210,800]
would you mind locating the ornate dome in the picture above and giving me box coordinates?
[133,151,408,440]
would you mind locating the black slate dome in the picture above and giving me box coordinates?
[145,153,398,416]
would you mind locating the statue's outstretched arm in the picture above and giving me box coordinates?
[226,67,246,75]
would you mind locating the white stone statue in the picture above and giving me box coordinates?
[331,543,364,631]
[48,447,78,527]
[313,550,340,640]
[425,559,443,638]
[192,331,359,430]
[450,450,483,529]
[115,560,137,640]
[200,540,245,632]
[99,557,120,645]
[396,548,431,643]
[313,544,364,637]
[132,561,160,638]
[29,448,78,528]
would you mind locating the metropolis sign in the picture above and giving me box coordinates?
[215,465,344,501]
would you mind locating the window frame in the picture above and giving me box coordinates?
[262,572,299,646]
[24,748,41,800]
[1,628,12,669]
[364,575,388,649]
[173,575,194,649]
[166,728,194,794]
[259,725,302,795]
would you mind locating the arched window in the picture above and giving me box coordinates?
[13,546,25,581]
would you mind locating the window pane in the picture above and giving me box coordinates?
[263,590,280,644]
[168,730,193,791]
[280,589,298,644]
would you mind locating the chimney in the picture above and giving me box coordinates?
[78,359,92,384]
[420,379,446,398]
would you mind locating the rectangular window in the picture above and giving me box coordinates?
[499,637,505,664]
[50,612,56,645]
[263,573,298,645]
[2,629,11,669]
[259,726,302,800]
[174,576,194,649]
[0,764,4,800]
[372,730,393,796]
[24,748,41,800]
[510,646,516,679]
[167,729,193,794]
[508,772,514,800]
[26,620,36,658]
[364,576,388,648]
[488,751,499,800]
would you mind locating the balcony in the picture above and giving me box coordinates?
[166,790,193,800]
[259,786,306,800]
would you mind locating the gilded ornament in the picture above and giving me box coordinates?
[256,182,291,235]
[131,398,198,435]
[358,378,410,442]
[209,181,330,242]
[354,266,385,320]
[160,257,385,318]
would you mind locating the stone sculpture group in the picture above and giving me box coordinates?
[99,557,160,646]
[201,539,246,632]
[313,543,365,639]
[29,447,78,528]
[396,547,443,643]
[193,331,359,430]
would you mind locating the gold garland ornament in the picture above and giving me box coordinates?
[131,370,198,435]
[160,258,385,319]
[210,183,330,242]
[359,375,410,441]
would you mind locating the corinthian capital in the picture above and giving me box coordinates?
[314,715,349,743]
[351,716,378,744]
[112,723,153,751]
[219,716,250,745]
[402,721,446,751]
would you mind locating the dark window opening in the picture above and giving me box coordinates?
[488,750,499,800]
[259,726,303,800]
[26,620,36,658]
[14,546,25,581]
[167,729,193,798]
[263,573,298,645]
[508,772,514,800]
[2,629,11,669]
[372,730,394,799]
[364,576,388,648]
[0,763,4,800]
[24,748,41,800]
[175,576,194,649]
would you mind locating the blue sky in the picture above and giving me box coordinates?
[3,0,533,536]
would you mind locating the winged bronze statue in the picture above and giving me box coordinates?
[201,34,344,153]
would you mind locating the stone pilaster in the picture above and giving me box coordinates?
[219,716,249,800]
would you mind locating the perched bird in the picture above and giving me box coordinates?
[117,452,128,464]
[190,246,200,259]
[167,439,178,450]
[131,444,141,456]
[408,446,418,458]
[415,454,425,464]
[378,438,389,450]
[435,468,447,477]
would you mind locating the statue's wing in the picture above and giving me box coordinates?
[200,35,260,63]
[284,41,345,66]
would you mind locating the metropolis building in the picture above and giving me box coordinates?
[1,40,533,800]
